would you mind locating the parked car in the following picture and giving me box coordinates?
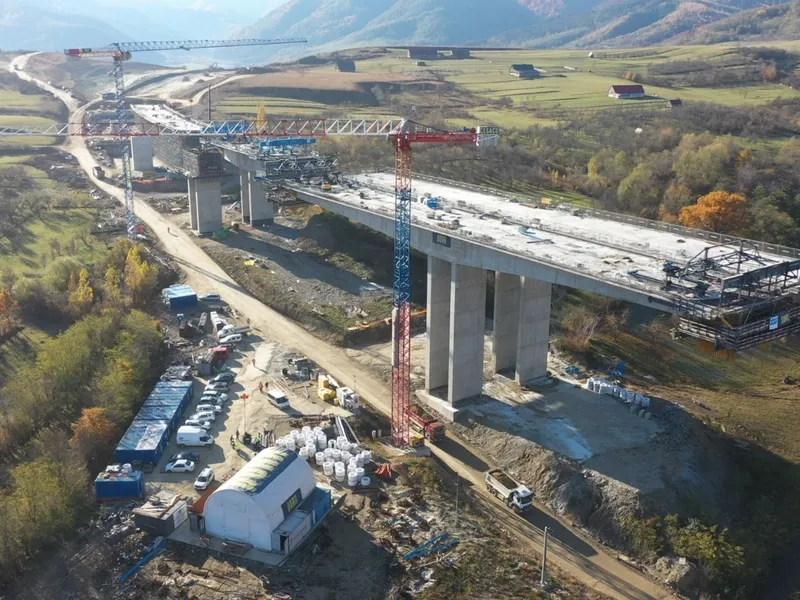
[201,390,229,401]
[219,334,242,345]
[205,381,229,392]
[196,403,223,414]
[165,459,195,473]
[169,452,200,463]
[187,410,217,423]
[200,293,221,302]
[194,467,215,490]
[210,372,236,383]
[185,419,212,430]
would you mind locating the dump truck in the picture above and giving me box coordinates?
[408,407,446,443]
[484,468,533,512]
[92,166,105,180]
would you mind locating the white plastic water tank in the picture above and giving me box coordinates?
[328,439,336,449]
[348,457,358,469]
[332,449,342,462]
[323,448,333,460]
[342,450,352,463]
[323,461,334,476]
[347,472,359,487]
[349,443,359,454]
[356,454,365,468]
[355,467,365,479]
[122,463,132,474]
[290,430,299,439]
[315,452,325,466]
[299,447,309,460]
[302,425,312,435]
[362,450,372,465]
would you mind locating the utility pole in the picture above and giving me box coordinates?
[454,474,460,528]
[540,527,549,587]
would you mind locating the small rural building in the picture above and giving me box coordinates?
[608,84,646,99]
[95,467,144,501]
[203,448,331,554]
[451,48,471,59]
[335,59,356,72]
[133,495,189,536]
[667,98,683,108]
[407,47,439,61]
[510,64,538,79]
[162,284,198,309]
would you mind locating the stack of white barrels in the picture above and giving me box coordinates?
[586,377,652,419]
[275,426,329,457]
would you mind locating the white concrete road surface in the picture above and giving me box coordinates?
[8,54,675,600]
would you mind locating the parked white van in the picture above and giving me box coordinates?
[267,389,290,408]
[177,426,213,447]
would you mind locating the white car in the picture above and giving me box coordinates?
[200,293,221,302]
[196,403,223,414]
[165,459,195,473]
[210,372,236,384]
[188,411,216,422]
[219,334,242,345]
[194,467,215,490]
[184,419,212,430]
[205,381,229,392]
[201,391,228,402]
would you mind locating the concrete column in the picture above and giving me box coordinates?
[448,264,486,405]
[516,277,552,384]
[240,171,251,224]
[248,172,274,227]
[131,137,154,173]
[425,256,451,393]
[194,178,222,234]
[493,272,520,373]
[187,178,198,231]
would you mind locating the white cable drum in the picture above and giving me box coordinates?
[275,438,285,450]
[335,470,345,483]
[334,461,345,472]
[290,430,299,439]
[356,454,365,468]
[323,461,334,476]
[313,426,323,435]
[302,426,312,435]
[342,451,352,463]
[361,450,371,464]
[347,472,359,487]
[315,452,325,465]
[299,447,309,460]
[332,449,342,462]
[349,443,359,454]
[323,448,333,460]
[356,467,365,479]
[328,439,336,449]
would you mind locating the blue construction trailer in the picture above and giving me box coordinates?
[114,419,171,464]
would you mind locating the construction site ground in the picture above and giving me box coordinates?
[6,58,680,600]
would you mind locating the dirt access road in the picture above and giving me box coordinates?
[9,54,674,600]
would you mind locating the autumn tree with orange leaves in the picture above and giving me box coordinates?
[678,191,749,234]
[70,408,118,472]
[0,288,19,340]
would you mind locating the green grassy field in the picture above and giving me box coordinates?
[1,208,102,276]
[0,80,60,147]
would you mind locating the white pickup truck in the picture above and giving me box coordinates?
[485,468,534,512]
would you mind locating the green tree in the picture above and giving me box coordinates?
[44,256,82,292]
[70,408,117,472]
[617,164,662,217]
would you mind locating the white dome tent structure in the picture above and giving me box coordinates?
[204,448,317,552]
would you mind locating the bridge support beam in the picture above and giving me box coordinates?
[425,256,451,393]
[187,178,198,231]
[240,172,251,224]
[493,272,552,384]
[448,264,487,406]
[188,177,222,235]
[515,277,551,384]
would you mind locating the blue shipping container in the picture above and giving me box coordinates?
[154,381,194,400]
[136,406,181,439]
[115,420,171,464]
[162,285,197,310]
[300,487,332,526]
[95,470,144,501]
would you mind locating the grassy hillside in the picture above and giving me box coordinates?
[0,73,64,147]
[672,2,800,45]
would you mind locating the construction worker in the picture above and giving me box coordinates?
[252,358,256,368]
[236,429,240,441]
[258,381,264,393]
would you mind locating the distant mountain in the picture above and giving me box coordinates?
[669,2,800,45]
[0,1,130,50]
[232,0,789,62]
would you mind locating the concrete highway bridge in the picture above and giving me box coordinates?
[131,104,800,418]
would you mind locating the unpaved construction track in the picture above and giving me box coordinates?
[9,54,674,600]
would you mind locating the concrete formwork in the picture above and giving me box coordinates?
[448,264,487,406]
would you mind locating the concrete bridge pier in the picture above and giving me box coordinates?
[240,171,275,227]
[188,177,222,235]
[493,272,551,384]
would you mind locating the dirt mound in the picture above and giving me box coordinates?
[452,418,596,524]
